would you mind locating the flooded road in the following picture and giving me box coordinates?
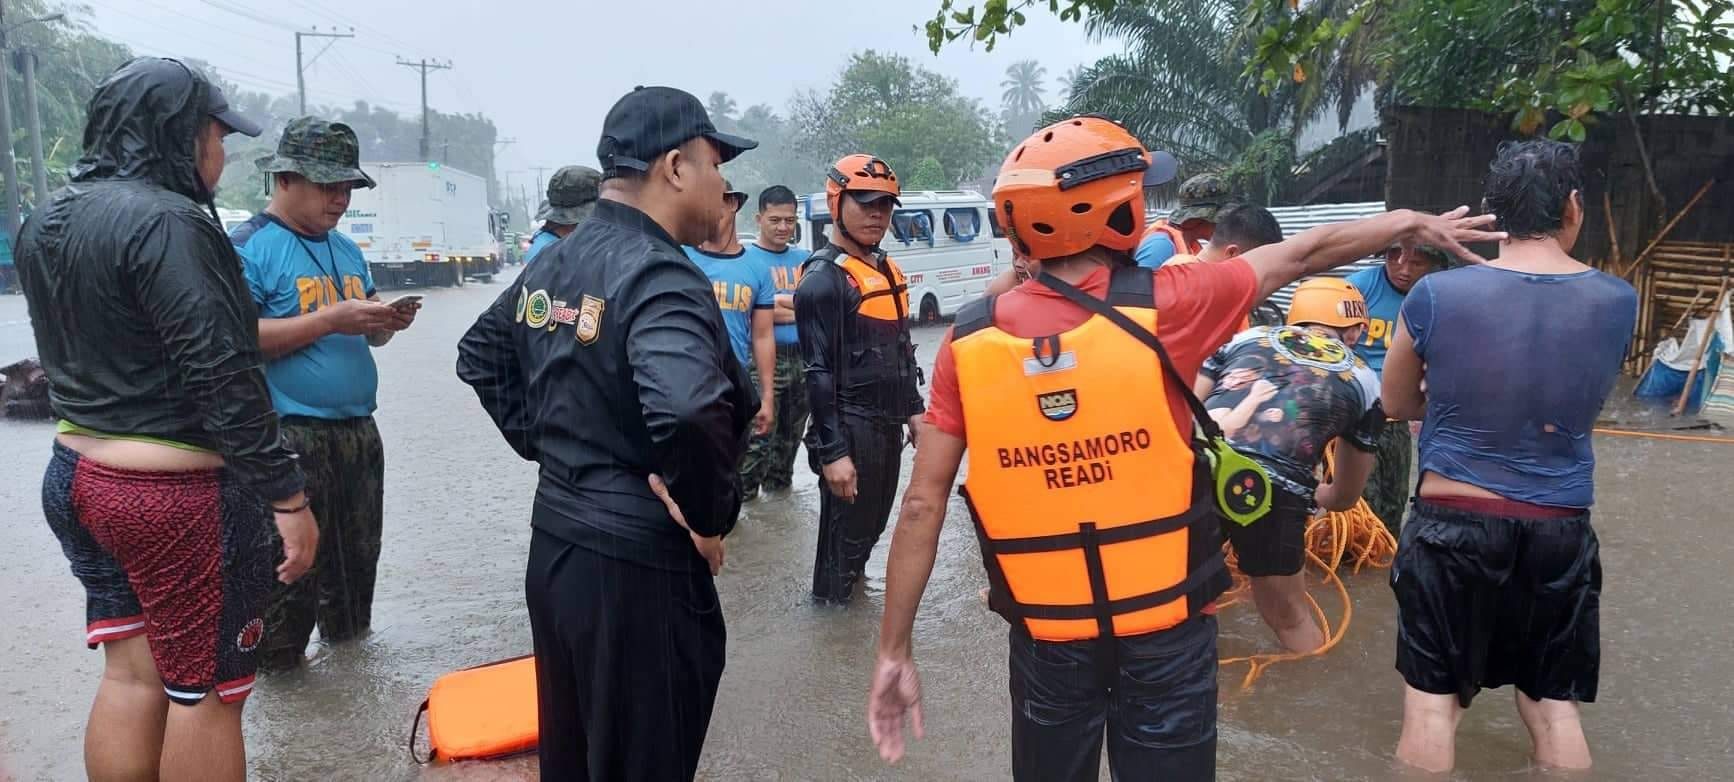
[3,280,1732,781]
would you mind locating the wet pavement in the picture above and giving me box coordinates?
[2,280,1732,781]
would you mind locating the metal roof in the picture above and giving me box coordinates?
[1152,201,1389,311]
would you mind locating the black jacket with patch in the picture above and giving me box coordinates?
[15,58,303,501]
[458,199,756,569]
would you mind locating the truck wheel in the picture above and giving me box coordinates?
[919,294,941,323]
[448,262,465,288]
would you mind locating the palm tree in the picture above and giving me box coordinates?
[1000,60,1048,117]
[1056,65,1086,103]
[706,91,738,123]
[1062,0,1312,171]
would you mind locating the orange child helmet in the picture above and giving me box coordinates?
[1286,277,1369,329]
[992,116,1177,261]
[825,154,902,222]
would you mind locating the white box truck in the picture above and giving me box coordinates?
[337,162,503,289]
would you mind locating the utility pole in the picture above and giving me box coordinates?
[17,49,45,203]
[529,166,550,202]
[0,6,19,241]
[396,58,452,161]
[294,27,354,115]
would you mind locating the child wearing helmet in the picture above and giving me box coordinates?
[1195,277,1384,654]
[867,110,1501,778]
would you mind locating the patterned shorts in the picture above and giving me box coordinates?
[42,442,275,706]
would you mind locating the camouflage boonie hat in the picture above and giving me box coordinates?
[541,165,602,225]
[256,117,376,188]
[1169,173,1230,225]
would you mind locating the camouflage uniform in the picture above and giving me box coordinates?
[1169,173,1231,225]
[743,346,808,493]
[1361,419,1413,540]
[258,416,386,669]
[250,119,389,670]
[256,117,377,187]
[538,166,602,226]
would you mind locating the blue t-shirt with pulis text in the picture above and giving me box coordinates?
[744,242,808,345]
[233,214,379,420]
[684,246,776,366]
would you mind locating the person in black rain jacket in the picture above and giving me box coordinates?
[15,57,315,782]
[796,154,926,605]
[456,86,758,781]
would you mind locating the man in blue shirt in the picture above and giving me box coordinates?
[684,181,776,495]
[1381,139,1634,775]
[1344,244,1450,536]
[234,118,418,671]
[741,185,810,493]
[525,165,601,264]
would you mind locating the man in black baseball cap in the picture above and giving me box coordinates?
[459,85,759,781]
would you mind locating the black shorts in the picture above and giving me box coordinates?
[1391,500,1601,708]
[41,443,276,705]
[1223,487,1312,577]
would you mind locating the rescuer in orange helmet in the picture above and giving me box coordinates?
[794,153,925,605]
[866,115,1502,778]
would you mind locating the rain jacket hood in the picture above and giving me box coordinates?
[73,56,215,203]
[14,57,305,503]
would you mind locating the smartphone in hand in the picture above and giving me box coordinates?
[387,294,423,311]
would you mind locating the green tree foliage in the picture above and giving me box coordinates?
[1056,0,1310,195]
[3,0,134,207]
[930,0,1733,143]
[906,156,950,190]
[2,3,504,217]
[790,51,1005,192]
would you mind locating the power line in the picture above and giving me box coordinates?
[196,0,301,32]
[129,0,281,47]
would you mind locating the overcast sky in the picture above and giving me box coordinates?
[91,0,1115,192]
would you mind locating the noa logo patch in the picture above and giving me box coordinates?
[1037,389,1078,421]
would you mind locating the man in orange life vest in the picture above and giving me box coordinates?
[866,116,1503,779]
[795,154,925,605]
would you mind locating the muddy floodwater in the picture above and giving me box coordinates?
[3,281,1731,781]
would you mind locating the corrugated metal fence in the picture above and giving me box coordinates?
[1152,201,1390,312]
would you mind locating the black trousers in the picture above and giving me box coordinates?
[1009,616,1219,782]
[811,414,905,603]
[525,528,726,781]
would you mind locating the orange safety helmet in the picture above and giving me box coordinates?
[992,116,1174,261]
[825,154,901,221]
[1286,277,1369,329]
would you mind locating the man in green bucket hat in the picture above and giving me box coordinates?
[525,164,602,264]
[231,116,417,671]
[1136,173,1232,268]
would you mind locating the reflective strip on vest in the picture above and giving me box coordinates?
[838,254,909,322]
[951,306,1215,641]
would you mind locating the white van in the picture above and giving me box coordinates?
[799,190,1012,322]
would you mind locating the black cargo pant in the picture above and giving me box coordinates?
[259,415,384,670]
[1009,615,1219,781]
[526,529,725,781]
[811,414,905,603]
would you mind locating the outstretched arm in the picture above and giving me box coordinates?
[1241,208,1503,302]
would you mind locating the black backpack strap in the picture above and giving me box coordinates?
[951,294,997,340]
[1035,270,1223,441]
[409,699,434,764]
[1105,264,1156,308]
